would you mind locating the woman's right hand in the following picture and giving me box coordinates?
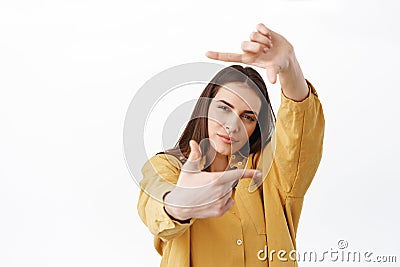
[163,140,261,221]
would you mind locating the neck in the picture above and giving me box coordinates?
[207,148,228,172]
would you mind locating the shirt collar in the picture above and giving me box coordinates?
[199,151,249,170]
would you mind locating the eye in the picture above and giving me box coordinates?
[218,105,230,111]
[242,114,256,122]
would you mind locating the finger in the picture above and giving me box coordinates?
[248,172,265,193]
[222,192,234,207]
[241,41,266,54]
[193,197,234,218]
[256,23,273,37]
[266,66,279,84]
[231,178,239,189]
[220,188,233,201]
[181,140,202,172]
[193,188,232,211]
[224,198,235,211]
[214,168,262,185]
[205,51,244,63]
[188,140,202,161]
[250,31,272,48]
[213,193,235,216]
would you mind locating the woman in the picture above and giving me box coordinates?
[137,23,325,267]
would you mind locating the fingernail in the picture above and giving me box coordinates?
[255,171,262,178]
[263,47,268,53]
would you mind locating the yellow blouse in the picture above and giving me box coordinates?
[138,80,325,267]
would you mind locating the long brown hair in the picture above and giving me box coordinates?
[160,64,276,169]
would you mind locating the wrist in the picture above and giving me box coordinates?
[279,48,297,75]
[163,191,192,222]
[278,51,309,102]
[279,43,295,73]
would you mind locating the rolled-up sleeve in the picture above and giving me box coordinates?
[137,154,196,243]
[271,79,325,198]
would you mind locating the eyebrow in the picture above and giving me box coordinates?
[215,100,258,117]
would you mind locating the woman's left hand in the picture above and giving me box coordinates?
[206,23,295,84]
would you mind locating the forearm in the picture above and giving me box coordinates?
[163,191,192,223]
[138,154,194,241]
[272,80,325,197]
[138,189,194,241]
[279,50,309,102]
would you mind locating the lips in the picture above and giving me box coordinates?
[217,133,238,144]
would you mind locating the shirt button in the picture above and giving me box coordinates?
[231,155,236,159]
[237,162,243,166]
[236,239,243,246]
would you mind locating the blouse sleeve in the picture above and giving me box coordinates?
[265,79,325,198]
[137,153,196,242]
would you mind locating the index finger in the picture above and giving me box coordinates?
[205,51,244,63]
[214,168,262,186]
[256,23,272,37]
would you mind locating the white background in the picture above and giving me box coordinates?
[1,0,399,266]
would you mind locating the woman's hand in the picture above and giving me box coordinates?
[206,23,309,101]
[164,140,261,221]
[206,23,294,84]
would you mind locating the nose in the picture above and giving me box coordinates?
[224,113,241,134]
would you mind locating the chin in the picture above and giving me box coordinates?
[213,142,241,156]
[217,149,232,156]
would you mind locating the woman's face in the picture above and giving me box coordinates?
[207,82,261,156]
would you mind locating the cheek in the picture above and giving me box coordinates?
[208,108,227,129]
[242,123,257,139]
[207,118,219,135]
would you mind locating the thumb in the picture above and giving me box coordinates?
[266,66,279,84]
[188,140,202,161]
[181,140,202,172]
